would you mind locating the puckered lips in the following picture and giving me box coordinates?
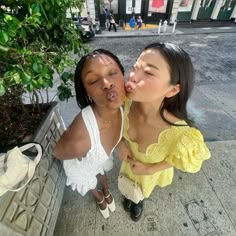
[106,90,118,101]
[125,82,135,92]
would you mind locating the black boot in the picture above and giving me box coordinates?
[130,200,143,222]
[123,197,133,212]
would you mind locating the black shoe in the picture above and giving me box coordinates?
[130,200,143,222]
[123,198,133,212]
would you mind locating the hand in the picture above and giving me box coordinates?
[116,138,133,162]
[128,159,152,175]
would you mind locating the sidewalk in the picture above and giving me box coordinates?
[95,23,236,38]
[54,140,236,236]
[53,26,236,236]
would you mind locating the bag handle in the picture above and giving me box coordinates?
[0,143,42,192]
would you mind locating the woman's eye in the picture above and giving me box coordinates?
[145,71,154,76]
[109,71,117,76]
[89,79,98,84]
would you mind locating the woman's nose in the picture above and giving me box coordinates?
[129,71,139,83]
[103,78,113,89]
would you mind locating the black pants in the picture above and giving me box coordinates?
[109,23,117,32]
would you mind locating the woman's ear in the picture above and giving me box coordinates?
[166,84,180,98]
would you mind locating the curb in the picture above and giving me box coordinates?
[95,27,236,38]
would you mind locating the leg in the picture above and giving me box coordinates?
[97,174,111,203]
[97,174,116,212]
[106,20,109,30]
[90,187,106,209]
[112,23,116,32]
[108,23,111,31]
[90,184,110,218]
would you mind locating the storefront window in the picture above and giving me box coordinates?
[126,0,142,14]
[148,0,168,13]
[179,0,194,12]
[100,0,118,14]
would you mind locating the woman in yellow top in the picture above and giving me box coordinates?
[117,42,211,222]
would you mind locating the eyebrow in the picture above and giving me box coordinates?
[83,70,93,78]
[146,63,160,71]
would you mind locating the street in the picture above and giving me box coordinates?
[88,32,236,142]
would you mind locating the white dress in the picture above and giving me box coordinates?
[63,106,124,196]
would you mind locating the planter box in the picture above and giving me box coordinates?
[0,102,66,236]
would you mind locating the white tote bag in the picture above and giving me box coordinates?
[0,143,42,196]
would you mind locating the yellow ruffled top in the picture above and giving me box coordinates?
[120,99,211,198]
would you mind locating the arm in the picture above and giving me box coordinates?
[116,138,133,162]
[128,159,172,175]
[53,114,90,160]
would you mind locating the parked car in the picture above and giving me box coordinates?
[74,19,95,42]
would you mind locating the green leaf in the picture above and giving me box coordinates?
[12,73,21,84]
[20,28,26,39]
[0,44,9,52]
[61,71,71,82]
[58,85,72,101]
[21,71,31,83]
[26,84,34,92]
[33,63,39,73]
[32,79,38,87]
[32,3,40,13]
[0,84,6,96]
[0,30,8,43]
[37,77,45,86]
[4,14,12,22]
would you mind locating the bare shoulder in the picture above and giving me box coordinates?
[53,113,91,159]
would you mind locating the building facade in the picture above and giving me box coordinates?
[86,0,236,26]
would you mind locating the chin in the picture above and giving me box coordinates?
[126,93,135,100]
[108,99,123,109]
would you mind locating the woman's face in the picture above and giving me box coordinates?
[81,54,125,109]
[126,48,178,102]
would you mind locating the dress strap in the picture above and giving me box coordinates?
[81,106,100,147]
[109,107,124,155]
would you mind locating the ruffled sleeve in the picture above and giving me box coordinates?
[165,127,211,173]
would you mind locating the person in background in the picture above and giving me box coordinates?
[103,7,110,30]
[129,15,135,30]
[53,49,125,219]
[137,16,143,30]
[108,10,117,32]
[117,42,211,222]
[87,11,92,25]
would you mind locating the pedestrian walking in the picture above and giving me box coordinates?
[108,11,117,32]
[117,42,211,222]
[53,49,125,219]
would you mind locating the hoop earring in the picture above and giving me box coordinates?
[88,96,93,102]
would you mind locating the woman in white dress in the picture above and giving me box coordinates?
[53,49,125,218]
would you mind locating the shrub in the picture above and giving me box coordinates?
[0,0,88,146]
